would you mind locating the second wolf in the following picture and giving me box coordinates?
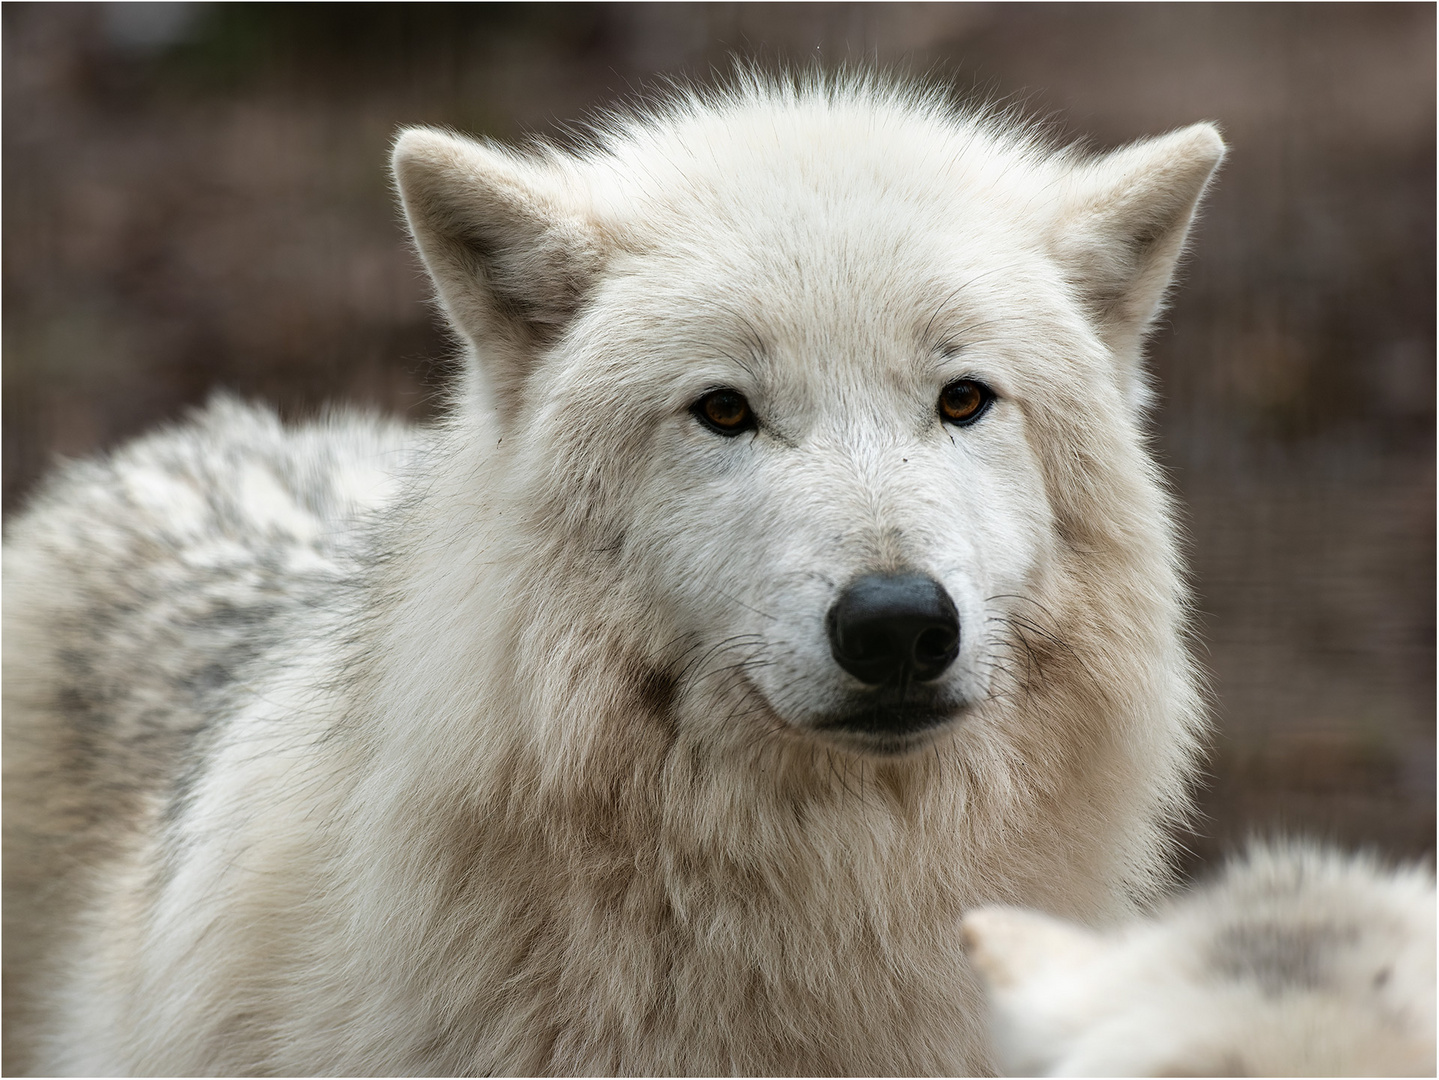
[963,842,1437,1076]
[4,74,1222,1073]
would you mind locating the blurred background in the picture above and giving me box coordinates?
[4,3,1433,877]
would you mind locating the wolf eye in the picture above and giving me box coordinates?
[693,389,754,436]
[938,379,993,426]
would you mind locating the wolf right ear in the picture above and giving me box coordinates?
[392,128,605,413]
[1049,123,1225,413]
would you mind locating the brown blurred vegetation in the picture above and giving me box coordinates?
[4,3,1433,876]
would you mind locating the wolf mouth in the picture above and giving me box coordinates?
[812,701,960,755]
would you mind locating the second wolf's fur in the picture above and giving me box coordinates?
[963,842,1437,1077]
[4,74,1222,1074]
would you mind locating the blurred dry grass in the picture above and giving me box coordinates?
[4,3,1433,876]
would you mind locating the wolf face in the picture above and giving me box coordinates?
[509,201,1053,757]
[395,83,1222,761]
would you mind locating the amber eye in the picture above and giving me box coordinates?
[693,389,754,436]
[938,379,993,425]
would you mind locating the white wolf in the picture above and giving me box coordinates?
[3,74,1223,1075]
[962,841,1437,1077]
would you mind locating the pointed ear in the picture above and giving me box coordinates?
[1050,123,1225,409]
[961,905,1104,990]
[392,127,605,413]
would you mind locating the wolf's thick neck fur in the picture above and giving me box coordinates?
[324,408,1195,1073]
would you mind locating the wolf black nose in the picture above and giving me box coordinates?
[826,573,960,686]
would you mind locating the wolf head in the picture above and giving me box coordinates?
[390,76,1219,831]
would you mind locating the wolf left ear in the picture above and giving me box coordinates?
[1050,123,1225,410]
[392,128,605,415]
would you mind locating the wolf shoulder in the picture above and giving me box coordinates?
[3,395,423,755]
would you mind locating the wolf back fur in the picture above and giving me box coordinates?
[3,73,1223,1075]
[962,841,1438,1077]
